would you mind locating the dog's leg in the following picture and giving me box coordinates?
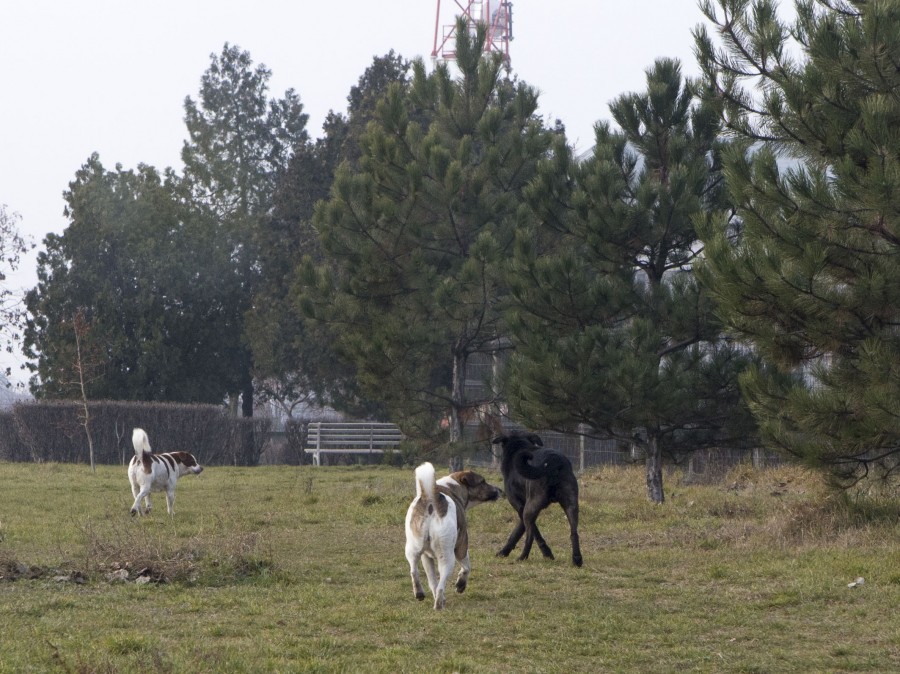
[521,498,554,561]
[531,521,554,560]
[130,481,141,515]
[405,547,426,601]
[421,554,447,609]
[520,515,535,560]
[165,487,176,516]
[433,552,455,610]
[562,501,583,567]
[454,552,470,594]
[454,532,470,593]
[422,554,439,598]
[497,519,525,557]
[131,487,151,516]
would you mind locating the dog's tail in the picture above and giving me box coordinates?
[132,428,151,455]
[414,462,437,504]
[513,450,569,480]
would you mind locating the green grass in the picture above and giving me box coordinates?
[1,460,899,673]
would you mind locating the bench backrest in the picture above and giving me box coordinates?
[305,422,403,464]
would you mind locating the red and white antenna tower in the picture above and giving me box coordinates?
[432,1,514,65]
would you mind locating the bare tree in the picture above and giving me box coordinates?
[114,415,126,466]
[65,309,104,473]
[0,204,32,383]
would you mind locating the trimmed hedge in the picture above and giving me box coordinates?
[0,400,271,466]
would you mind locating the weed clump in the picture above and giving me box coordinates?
[79,516,278,585]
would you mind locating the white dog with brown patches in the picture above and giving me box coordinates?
[128,428,203,516]
[404,462,501,610]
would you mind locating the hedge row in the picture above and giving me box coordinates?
[0,400,275,466]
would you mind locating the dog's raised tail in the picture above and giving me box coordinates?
[414,462,437,503]
[132,428,151,455]
[513,450,569,480]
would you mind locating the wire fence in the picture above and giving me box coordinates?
[465,428,781,475]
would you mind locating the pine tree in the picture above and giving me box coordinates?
[505,59,758,503]
[694,0,900,484]
[304,21,553,458]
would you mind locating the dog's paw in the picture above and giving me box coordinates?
[130,508,138,517]
[455,579,467,594]
[415,591,425,601]
[573,554,583,567]
[496,549,511,558]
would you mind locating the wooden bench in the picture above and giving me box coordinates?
[305,422,404,466]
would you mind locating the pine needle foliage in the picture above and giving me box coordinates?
[695,0,900,485]
[304,21,554,448]
[504,59,760,503]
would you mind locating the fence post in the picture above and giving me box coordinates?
[578,424,586,473]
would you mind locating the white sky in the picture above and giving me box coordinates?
[0,0,710,384]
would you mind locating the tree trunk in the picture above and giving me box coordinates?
[645,434,665,504]
[72,313,95,474]
[241,376,254,418]
[240,376,255,466]
[448,348,467,472]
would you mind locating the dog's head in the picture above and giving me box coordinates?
[170,452,204,476]
[491,432,543,456]
[445,470,502,509]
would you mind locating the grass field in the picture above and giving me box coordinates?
[1,459,899,673]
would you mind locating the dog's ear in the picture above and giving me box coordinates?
[528,433,544,447]
[456,471,482,488]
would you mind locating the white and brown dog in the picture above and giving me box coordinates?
[404,462,501,610]
[128,428,203,516]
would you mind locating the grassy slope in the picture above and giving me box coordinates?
[0,460,898,673]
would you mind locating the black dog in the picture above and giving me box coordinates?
[492,432,583,567]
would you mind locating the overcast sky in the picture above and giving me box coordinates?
[0,0,711,383]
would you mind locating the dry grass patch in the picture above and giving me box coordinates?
[78,514,278,584]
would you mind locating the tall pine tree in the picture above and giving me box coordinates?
[303,22,553,458]
[505,59,759,503]
[695,0,900,484]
